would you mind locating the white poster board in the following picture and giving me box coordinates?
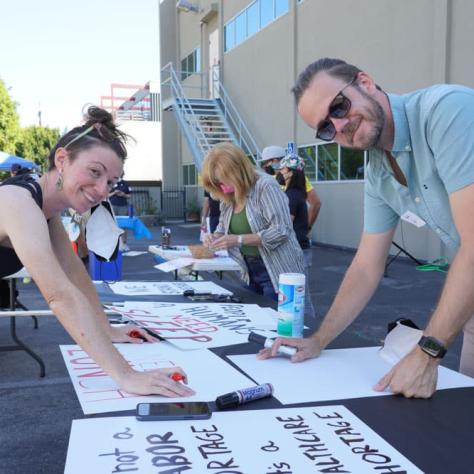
[107,301,277,350]
[107,281,232,296]
[229,346,474,404]
[65,405,422,473]
[60,343,252,414]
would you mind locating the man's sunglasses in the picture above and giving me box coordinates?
[315,76,357,141]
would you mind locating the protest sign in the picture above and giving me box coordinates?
[107,281,232,296]
[60,343,252,414]
[65,405,422,473]
[106,301,277,350]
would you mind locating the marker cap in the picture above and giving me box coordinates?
[248,332,266,345]
[216,392,240,409]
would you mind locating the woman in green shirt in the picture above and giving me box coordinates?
[202,143,305,302]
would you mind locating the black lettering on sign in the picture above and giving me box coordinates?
[190,424,241,470]
[322,414,408,474]
[99,448,139,473]
[113,427,134,440]
[275,415,347,473]
[207,458,241,471]
[266,462,292,474]
[313,411,343,420]
[145,432,192,473]
[260,440,280,452]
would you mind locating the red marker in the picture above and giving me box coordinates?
[129,329,146,341]
[171,372,185,382]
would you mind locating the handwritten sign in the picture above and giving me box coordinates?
[65,405,422,473]
[60,343,252,414]
[107,301,277,350]
[107,281,232,296]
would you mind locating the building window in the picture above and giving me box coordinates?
[235,11,247,44]
[224,0,289,52]
[318,143,338,181]
[275,0,289,17]
[341,147,365,180]
[180,47,201,81]
[299,145,316,182]
[183,164,197,185]
[298,143,368,182]
[247,1,259,36]
[260,0,273,28]
[224,21,235,51]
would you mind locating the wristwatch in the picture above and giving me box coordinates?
[418,336,447,359]
[237,235,243,247]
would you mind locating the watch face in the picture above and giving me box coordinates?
[423,340,441,357]
[419,336,446,358]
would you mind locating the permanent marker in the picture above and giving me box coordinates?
[216,383,274,409]
[248,332,297,357]
[129,329,147,341]
[170,372,185,382]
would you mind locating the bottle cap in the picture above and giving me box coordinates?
[279,273,305,285]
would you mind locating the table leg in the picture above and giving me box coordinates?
[8,279,46,377]
[16,298,38,329]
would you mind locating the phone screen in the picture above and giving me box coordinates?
[136,402,211,421]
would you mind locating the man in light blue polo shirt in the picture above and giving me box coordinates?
[261,57,474,398]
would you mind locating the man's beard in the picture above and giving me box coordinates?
[346,87,385,150]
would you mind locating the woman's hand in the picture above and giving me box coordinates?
[118,367,195,397]
[203,232,218,248]
[108,325,160,344]
[209,234,239,251]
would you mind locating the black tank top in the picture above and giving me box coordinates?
[0,175,43,278]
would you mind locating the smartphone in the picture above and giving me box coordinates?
[136,402,211,421]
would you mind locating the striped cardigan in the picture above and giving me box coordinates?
[216,172,305,292]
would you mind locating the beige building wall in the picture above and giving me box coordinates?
[160,0,472,261]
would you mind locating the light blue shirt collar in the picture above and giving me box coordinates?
[388,93,412,153]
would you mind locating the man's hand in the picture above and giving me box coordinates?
[374,348,439,398]
[257,335,323,362]
[118,367,195,397]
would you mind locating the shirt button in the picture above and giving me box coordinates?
[405,145,411,151]
[414,197,421,203]
[436,229,441,234]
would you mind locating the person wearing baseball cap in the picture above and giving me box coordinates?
[260,145,286,175]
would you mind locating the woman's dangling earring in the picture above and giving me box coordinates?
[56,170,63,190]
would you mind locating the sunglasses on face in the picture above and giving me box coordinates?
[315,76,357,141]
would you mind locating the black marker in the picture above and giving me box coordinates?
[182,289,213,297]
[216,383,274,409]
[248,332,297,357]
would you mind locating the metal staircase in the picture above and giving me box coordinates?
[161,62,262,171]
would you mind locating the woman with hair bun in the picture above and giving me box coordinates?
[0,106,194,397]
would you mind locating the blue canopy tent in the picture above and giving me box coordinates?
[0,151,39,171]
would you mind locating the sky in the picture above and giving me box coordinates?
[0,0,160,131]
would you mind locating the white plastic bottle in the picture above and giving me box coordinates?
[277,273,305,337]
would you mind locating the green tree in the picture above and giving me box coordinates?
[0,78,21,154]
[16,126,60,170]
